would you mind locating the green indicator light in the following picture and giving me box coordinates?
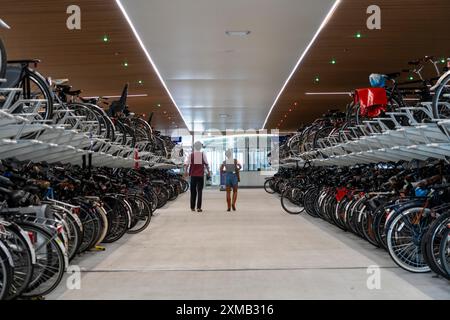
[138,80,143,84]
[409,76,414,81]
[331,59,336,64]
[355,32,362,38]
[315,76,320,82]
[123,62,128,67]
[103,35,109,42]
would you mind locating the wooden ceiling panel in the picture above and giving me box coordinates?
[0,0,186,131]
[267,0,450,131]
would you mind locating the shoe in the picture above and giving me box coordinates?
[191,208,195,212]
[227,208,231,212]
[232,205,236,211]
[197,208,203,212]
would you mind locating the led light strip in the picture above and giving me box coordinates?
[0,19,10,29]
[115,0,190,130]
[305,92,351,95]
[262,0,342,129]
[83,94,148,99]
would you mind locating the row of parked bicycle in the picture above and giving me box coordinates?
[1,31,181,168]
[279,56,450,166]
[266,160,450,279]
[0,31,187,299]
[270,55,450,280]
[0,158,188,300]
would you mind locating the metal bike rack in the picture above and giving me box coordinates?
[288,105,450,167]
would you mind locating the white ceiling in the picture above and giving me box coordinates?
[120,0,336,131]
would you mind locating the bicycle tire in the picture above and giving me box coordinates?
[432,72,450,119]
[280,188,304,214]
[264,179,276,194]
[438,227,450,279]
[3,223,34,300]
[127,194,152,234]
[19,222,66,298]
[0,38,6,79]
[0,241,13,301]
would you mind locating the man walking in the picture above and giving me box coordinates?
[185,141,210,212]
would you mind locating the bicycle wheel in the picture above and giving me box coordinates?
[102,196,130,243]
[17,68,54,121]
[421,213,450,279]
[19,222,66,298]
[432,72,450,119]
[77,205,100,253]
[0,241,13,301]
[386,208,433,273]
[180,179,189,193]
[0,38,6,79]
[303,188,319,218]
[438,227,450,278]
[127,194,152,234]
[155,185,169,209]
[3,223,34,300]
[280,188,304,214]
[264,179,276,194]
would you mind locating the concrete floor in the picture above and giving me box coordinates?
[48,189,450,300]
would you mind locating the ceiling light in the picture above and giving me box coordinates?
[123,61,128,67]
[157,104,161,107]
[219,114,229,118]
[305,92,351,95]
[115,0,189,130]
[0,19,11,29]
[314,76,320,83]
[138,80,143,84]
[262,0,341,129]
[441,58,446,64]
[225,31,251,36]
[83,94,148,99]
[294,102,298,106]
[289,109,292,112]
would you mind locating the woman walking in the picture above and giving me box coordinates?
[220,149,242,211]
[185,141,210,212]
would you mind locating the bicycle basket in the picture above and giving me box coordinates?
[369,73,386,88]
[354,88,388,118]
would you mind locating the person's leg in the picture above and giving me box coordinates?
[190,177,197,210]
[196,176,204,210]
[226,186,231,211]
[232,186,238,210]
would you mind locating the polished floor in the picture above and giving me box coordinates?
[48,189,450,300]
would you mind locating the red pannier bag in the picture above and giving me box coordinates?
[335,187,348,202]
[354,88,388,118]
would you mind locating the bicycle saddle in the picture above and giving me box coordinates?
[23,185,41,195]
[66,89,81,96]
[0,176,14,187]
[384,72,401,80]
[408,59,421,66]
[80,97,99,104]
[8,59,41,66]
[0,187,27,205]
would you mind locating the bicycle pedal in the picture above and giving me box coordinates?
[93,245,106,251]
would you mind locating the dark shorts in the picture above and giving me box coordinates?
[225,172,238,188]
